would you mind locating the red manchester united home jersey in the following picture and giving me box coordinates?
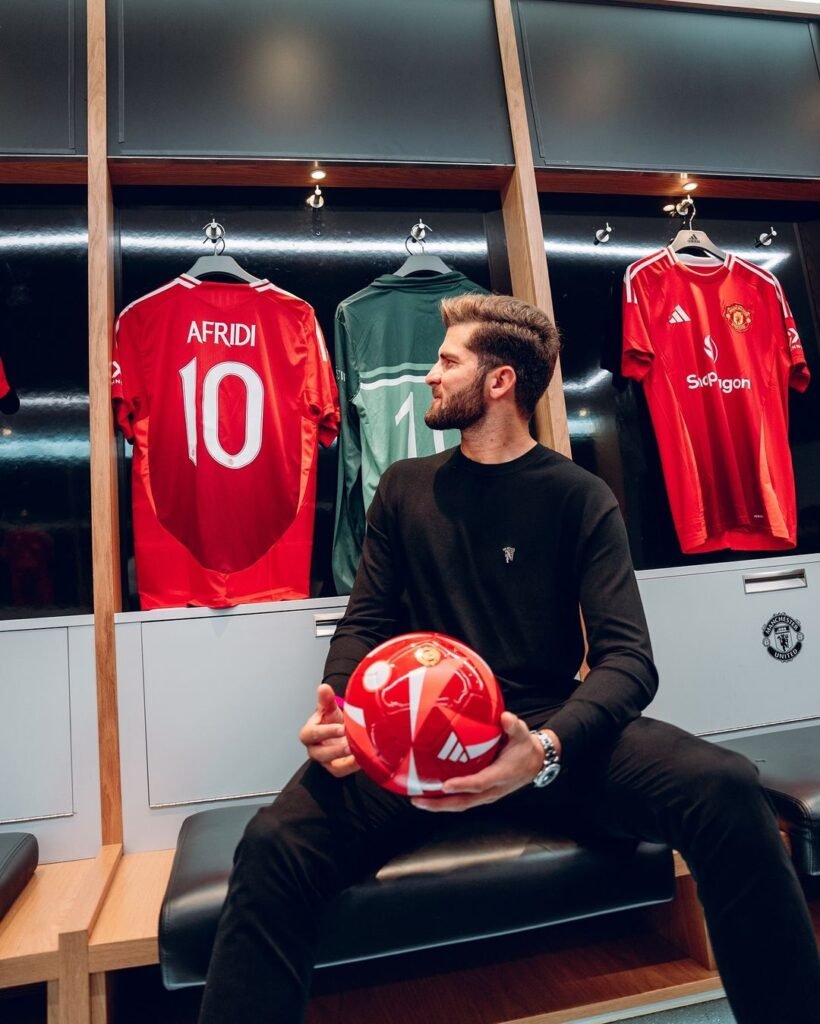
[113,275,339,609]
[623,248,810,555]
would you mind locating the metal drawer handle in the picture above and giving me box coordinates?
[743,568,807,594]
[314,612,344,638]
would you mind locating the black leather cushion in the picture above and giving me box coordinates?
[0,832,38,921]
[714,726,820,877]
[159,802,673,990]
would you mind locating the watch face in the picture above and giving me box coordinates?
[534,762,561,788]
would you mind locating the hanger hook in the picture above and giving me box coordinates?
[405,219,432,254]
[409,219,432,242]
[203,219,226,255]
[756,226,778,248]
[671,196,696,231]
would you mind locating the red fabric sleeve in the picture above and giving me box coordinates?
[621,268,654,382]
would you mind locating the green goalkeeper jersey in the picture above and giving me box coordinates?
[332,271,489,594]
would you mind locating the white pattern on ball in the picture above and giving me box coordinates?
[363,661,392,691]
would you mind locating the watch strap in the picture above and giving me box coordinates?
[531,729,561,788]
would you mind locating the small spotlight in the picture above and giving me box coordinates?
[310,168,326,181]
[682,181,699,192]
[663,203,676,213]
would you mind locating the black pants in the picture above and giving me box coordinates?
[198,717,820,1024]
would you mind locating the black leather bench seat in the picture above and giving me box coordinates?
[714,724,820,878]
[0,832,38,922]
[159,801,674,990]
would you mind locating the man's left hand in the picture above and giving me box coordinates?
[411,712,545,812]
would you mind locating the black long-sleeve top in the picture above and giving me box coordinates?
[323,444,658,769]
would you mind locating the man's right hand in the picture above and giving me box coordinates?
[298,683,360,778]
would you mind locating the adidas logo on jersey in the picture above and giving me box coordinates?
[187,320,257,347]
[668,305,691,324]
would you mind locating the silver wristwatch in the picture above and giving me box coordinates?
[531,730,561,788]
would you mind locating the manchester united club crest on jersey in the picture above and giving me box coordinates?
[724,303,752,332]
[762,612,804,663]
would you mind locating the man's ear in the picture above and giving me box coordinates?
[486,365,517,401]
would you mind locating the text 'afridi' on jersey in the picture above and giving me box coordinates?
[112,274,339,609]
[332,271,489,594]
[623,248,810,555]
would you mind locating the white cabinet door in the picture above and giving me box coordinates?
[639,557,820,735]
[0,627,73,822]
[140,605,347,807]
[117,600,348,850]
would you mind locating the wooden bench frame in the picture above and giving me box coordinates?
[0,832,811,1023]
[0,845,120,1024]
[0,845,720,1024]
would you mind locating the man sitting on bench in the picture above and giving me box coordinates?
[199,294,820,1024]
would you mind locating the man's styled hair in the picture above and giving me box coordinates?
[440,294,561,418]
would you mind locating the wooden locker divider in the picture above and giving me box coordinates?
[87,0,124,848]
[494,0,571,458]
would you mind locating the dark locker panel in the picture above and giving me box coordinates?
[107,0,513,164]
[0,0,87,154]
[0,189,92,618]
[516,1,820,179]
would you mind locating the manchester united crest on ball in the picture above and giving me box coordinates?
[415,644,442,667]
[762,613,804,663]
[724,303,752,332]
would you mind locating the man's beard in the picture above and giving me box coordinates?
[424,372,487,431]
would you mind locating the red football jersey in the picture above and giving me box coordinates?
[623,248,810,555]
[113,275,339,608]
[0,353,10,399]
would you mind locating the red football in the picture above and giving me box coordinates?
[343,632,505,797]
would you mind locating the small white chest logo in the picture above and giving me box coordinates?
[503,546,516,564]
[704,335,719,362]
[668,305,691,324]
